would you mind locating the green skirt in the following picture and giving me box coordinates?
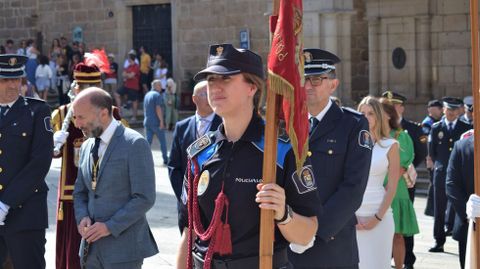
[386,176,420,236]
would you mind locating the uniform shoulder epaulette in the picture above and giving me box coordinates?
[432,121,442,128]
[25,97,47,104]
[187,131,217,159]
[342,106,363,117]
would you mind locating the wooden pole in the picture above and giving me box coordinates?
[469,0,480,267]
[259,1,280,268]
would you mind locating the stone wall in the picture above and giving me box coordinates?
[351,0,369,104]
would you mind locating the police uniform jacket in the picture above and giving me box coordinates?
[446,136,474,242]
[0,96,53,233]
[401,118,427,167]
[421,115,438,135]
[168,114,221,201]
[179,112,320,261]
[429,119,472,186]
[289,102,372,268]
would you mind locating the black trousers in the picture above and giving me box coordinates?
[458,238,466,269]
[0,229,46,269]
[433,183,448,245]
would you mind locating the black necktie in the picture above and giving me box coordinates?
[310,117,319,134]
[448,122,453,133]
[91,137,101,167]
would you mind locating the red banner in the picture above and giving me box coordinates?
[268,0,308,171]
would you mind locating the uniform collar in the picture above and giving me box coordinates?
[309,99,332,122]
[444,118,458,128]
[219,111,263,143]
[0,97,19,107]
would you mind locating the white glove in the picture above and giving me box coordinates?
[466,194,480,220]
[0,202,10,225]
[289,236,316,254]
[54,131,69,145]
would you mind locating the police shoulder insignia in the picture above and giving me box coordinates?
[44,116,53,133]
[291,165,317,194]
[358,130,373,150]
[187,133,213,158]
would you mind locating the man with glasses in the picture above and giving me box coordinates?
[167,80,221,230]
[288,48,372,269]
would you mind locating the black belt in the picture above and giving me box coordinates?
[192,249,289,269]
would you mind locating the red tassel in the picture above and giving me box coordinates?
[216,222,232,255]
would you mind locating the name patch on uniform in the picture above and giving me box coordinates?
[358,130,373,150]
[44,116,53,133]
[235,178,262,184]
[291,165,317,194]
[197,170,210,196]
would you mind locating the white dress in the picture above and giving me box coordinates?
[356,138,396,269]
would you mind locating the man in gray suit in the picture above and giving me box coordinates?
[72,87,158,268]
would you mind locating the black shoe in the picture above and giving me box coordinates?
[428,244,444,252]
[404,265,414,269]
[445,229,453,236]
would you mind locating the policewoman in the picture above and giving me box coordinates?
[0,54,53,268]
[288,49,372,269]
[428,97,472,253]
[176,44,320,269]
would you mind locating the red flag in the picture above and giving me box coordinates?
[268,0,308,171]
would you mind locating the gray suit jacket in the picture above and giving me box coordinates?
[73,123,158,263]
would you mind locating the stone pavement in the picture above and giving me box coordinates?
[43,128,461,269]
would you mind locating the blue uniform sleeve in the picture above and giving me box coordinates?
[168,122,184,201]
[429,126,438,162]
[446,141,467,221]
[316,117,372,242]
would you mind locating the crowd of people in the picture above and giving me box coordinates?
[0,39,480,269]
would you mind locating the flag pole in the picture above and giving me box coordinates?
[259,1,281,268]
[469,0,480,267]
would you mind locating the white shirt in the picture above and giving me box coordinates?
[97,119,119,165]
[0,99,18,116]
[195,112,215,137]
[444,118,458,130]
[309,99,332,122]
[35,65,53,79]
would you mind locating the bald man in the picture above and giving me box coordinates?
[72,88,158,268]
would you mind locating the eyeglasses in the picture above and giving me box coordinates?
[305,76,330,86]
[194,92,208,98]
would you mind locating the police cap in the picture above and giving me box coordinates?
[73,63,102,84]
[0,54,28,79]
[381,90,407,104]
[194,43,264,81]
[442,96,463,109]
[427,99,443,108]
[464,96,473,111]
[303,48,340,76]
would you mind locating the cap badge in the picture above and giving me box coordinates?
[304,52,312,63]
[386,91,393,100]
[8,57,17,66]
[216,46,224,56]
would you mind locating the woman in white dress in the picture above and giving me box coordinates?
[356,96,401,269]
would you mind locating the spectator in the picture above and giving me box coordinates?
[16,39,27,56]
[104,53,118,101]
[55,54,69,105]
[164,76,178,130]
[25,39,39,89]
[115,52,141,122]
[35,55,53,101]
[4,39,15,54]
[139,46,152,94]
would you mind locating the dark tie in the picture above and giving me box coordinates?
[309,117,319,134]
[0,106,9,125]
[91,137,101,169]
[448,122,453,133]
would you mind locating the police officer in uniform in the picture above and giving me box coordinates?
[0,54,53,269]
[428,97,471,252]
[381,90,427,269]
[446,134,474,269]
[288,49,372,269]
[423,99,444,217]
[459,96,473,125]
[176,44,320,269]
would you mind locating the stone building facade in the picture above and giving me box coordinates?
[0,0,475,119]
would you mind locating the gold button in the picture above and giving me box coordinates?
[330,236,335,240]
[449,139,453,142]
[22,133,26,137]
[0,185,3,190]
[0,150,2,155]
[0,133,2,138]
[449,147,452,151]
[34,189,38,193]
[328,149,333,155]
[0,167,3,173]
[307,151,312,157]
[18,205,22,208]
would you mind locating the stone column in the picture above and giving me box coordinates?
[368,17,380,96]
[416,15,432,99]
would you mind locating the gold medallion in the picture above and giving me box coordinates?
[8,57,17,66]
[197,170,210,196]
[216,46,224,56]
[438,131,444,139]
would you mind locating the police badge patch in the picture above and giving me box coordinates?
[44,116,53,132]
[291,165,317,194]
[358,130,373,150]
